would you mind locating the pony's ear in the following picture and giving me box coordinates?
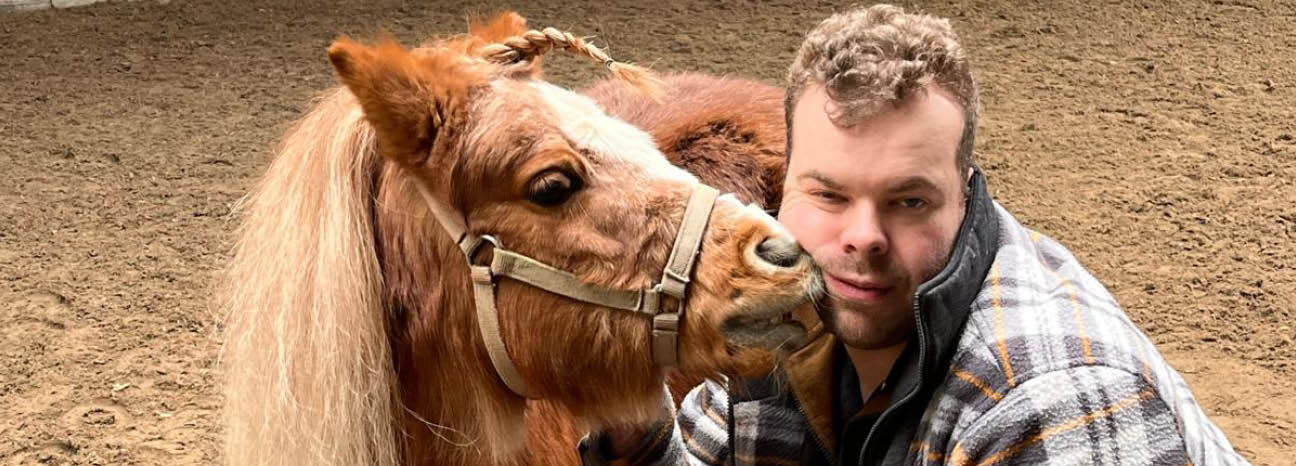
[327,36,486,167]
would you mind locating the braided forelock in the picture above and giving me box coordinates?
[477,27,663,98]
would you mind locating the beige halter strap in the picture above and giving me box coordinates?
[412,180,719,398]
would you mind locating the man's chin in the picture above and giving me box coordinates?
[816,300,915,349]
[834,327,912,349]
[821,292,903,317]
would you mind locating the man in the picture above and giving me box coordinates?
[581,4,1248,465]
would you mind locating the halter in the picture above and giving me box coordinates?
[412,179,719,398]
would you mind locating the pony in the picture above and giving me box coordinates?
[219,12,808,466]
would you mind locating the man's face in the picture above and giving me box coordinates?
[778,85,967,349]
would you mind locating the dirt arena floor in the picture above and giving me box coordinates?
[1,0,1293,464]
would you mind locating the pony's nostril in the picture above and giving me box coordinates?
[755,237,802,268]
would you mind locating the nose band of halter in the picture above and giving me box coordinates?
[413,180,719,398]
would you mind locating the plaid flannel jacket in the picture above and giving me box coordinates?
[581,171,1248,466]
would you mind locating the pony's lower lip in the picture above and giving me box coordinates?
[825,274,894,302]
[722,320,807,351]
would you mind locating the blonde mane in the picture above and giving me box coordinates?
[219,87,400,466]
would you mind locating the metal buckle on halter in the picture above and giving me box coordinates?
[464,235,501,285]
[461,234,501,264]
[660,269,690,299]
[648,282,683,316]
[637,284,662,315]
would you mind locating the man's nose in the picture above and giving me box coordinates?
[839,205,888,257]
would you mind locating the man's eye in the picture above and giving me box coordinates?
[898,198,926,209]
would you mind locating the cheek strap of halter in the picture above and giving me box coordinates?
[650,183,718,367]
[412,179,718,398]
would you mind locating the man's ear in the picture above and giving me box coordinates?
[326,36,486,167]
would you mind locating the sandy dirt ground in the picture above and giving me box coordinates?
[1,0,1293,464]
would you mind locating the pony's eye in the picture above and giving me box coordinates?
[527,170,583,207]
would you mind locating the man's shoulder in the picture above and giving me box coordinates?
[954,204,1161,390]
[931,205,1248,460]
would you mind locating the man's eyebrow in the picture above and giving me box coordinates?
[797,170,847,191]
[889,176,940,193]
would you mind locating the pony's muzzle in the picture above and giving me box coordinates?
[754,236,804,268]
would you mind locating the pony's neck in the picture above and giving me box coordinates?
[376,175,538,465]
[397,363,585,466]
[395,344,531,465]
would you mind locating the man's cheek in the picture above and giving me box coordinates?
[780,206,835,249]
[775,196,809,232]
[909,229,956,282]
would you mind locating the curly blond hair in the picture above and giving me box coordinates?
[786,4,979,175]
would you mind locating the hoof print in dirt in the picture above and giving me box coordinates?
[63,399,130,429]
[4,441,78,466]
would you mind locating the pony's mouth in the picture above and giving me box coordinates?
[721,313,806,351]
[719,270,825,352]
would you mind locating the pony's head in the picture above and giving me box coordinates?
[341,7,818,413]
